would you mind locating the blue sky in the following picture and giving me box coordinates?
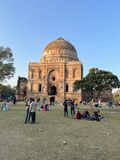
[0,0,120,86]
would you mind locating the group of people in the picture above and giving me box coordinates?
[82,109,103,121]
[63,99,79,117]
[24,98,37,124]
[0,100,13,111]
[63,99,103,121]
[39,103,49,111]
[36,97,49,111]
[24,97,50,124]
[0,101,9,111]
[24,97,104,123]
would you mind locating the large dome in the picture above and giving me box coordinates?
[41,38,79,62]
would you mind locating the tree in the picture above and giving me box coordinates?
[113,90,120,104]
[73,68,120,101]
[0,84,16,99]
[0,47,15,82]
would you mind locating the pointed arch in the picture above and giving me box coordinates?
[66,68,68,78]
[31,83,33,91]
[51,86,57,95]
[66,84,69,92]
[31,69,34,79]
[39,70,42,79]
[73,68,77,78]
[38,84,42,92]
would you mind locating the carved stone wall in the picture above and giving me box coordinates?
[16,76,27,100]
[16,38,113,103]
[27,38,83,103]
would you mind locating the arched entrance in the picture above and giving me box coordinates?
[50,86,57,95]
[50,96,55,105]
[49,86,56,105]
[47,69,59,102]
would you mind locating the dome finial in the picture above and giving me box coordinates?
[57,37,64,40]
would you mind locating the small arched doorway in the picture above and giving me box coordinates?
[51,86,57,95]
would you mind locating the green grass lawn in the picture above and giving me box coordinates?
[0,102,120,160]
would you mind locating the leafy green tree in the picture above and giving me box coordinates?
[73,68,120,101]
[0,84,16,99]
[0,47,15,82]
[113,90,120,104]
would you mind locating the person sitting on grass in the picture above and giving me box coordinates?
[39,105,43,111]
[81,110,90,119]
[91,110,103,121]
[75,110,81,120]
[43,104,49,111]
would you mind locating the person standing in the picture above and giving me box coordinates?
[74,99,78,108]
[63,100,68,117]
[70,100,75,117]
[43,97,46,105]
[24,102,30,123]
[29,99,37,123]
[108,99,113,108]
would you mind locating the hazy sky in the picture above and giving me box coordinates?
[0,0,120,86]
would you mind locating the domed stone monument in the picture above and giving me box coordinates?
[27,37,83,102]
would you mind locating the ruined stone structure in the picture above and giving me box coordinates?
[27,38,83,102]
[82,90,113,102]
[16,76,27,100]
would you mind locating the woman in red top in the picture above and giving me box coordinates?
[75,110,81,119]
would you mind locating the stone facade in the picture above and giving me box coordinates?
[16,76,27,100]
[16,38,113,102]
[27,38,83,102]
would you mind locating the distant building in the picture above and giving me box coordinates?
[16,76,27,100]
[100,90,113,102]
[27,38,83,102]
[16,37,113,102]
[82,90,113,102]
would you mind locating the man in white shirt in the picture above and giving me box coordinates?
[29,99,37,123]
